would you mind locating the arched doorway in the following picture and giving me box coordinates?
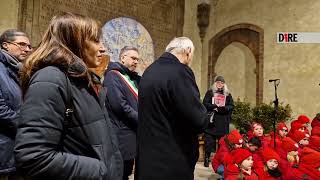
[208,23,264,105]
[216,42,256,105]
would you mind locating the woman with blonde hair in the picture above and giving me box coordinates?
[203,75,234,167]
[14,13,123,179]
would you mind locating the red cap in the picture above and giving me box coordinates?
[309,136,320,151]
[281,137,299,153]
[311,126,320,137]
[290,130,310,143]
[232,148,252,165]
[297,115,310,124]
[276,122,288,132]
[290,120,304,131]
[262,148,280,162]
[227,130,243,144]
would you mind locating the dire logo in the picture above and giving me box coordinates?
[278,33,298,43]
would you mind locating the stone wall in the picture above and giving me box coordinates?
[0,0,20,33]
[197,0,320,118]
[215,42,256,105]
[18,0,184,59]
[182,0,203,91]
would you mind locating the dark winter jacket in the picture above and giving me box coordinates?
[103,62,140,160]
[203,89,234,136]
[14,65,123,180]
[135,52,208,180]
[0,49,22,174]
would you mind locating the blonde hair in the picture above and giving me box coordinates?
[287,151,299,163]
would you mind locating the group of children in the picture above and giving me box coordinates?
[211,114,320,179]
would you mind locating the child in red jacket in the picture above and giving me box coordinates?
[261,148,282,180]
[247,122,270,149]
[224,148,259,180]
[243,136,264,178]
[290,130,310,148]
[269,122,288,149]
[288,120,308,137]
[212,130,243,177]
[277,137,305,179]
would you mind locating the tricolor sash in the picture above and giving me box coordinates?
[111,70,138,99]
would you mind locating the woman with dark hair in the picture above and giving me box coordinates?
[14,13,123,179]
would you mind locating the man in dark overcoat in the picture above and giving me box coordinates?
[103,46,140,180]
[135,37,208,180]
[0,29,32,179]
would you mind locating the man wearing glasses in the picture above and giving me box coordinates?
[0,29,32,179]
[103,46,140,180]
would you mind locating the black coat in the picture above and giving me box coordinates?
[103,62,140,160]
[203,89,234,136]
[14,66,123,180]
[136,53,208,180]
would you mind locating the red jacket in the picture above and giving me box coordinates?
[212,137,230,171]
[298,163,320,179]
[269,133,283,149]
[276,145,298,175]
[252,149,264,178]
[284,165,313,180]
[224,164,259,180]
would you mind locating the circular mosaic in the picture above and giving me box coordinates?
[101,17,155,74]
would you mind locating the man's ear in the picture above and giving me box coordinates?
[186,47,193,58]
[187,47,192,54]
[120,55,125,64]
[1,42,9,50]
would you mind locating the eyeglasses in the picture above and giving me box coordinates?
[6,41,32,50]
[124,55,140,62]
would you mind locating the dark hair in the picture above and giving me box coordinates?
[119,46,139,60]
[248,137,262,148]
[20,12,101,94]
[0,29,28,49]
[267,168,282,178]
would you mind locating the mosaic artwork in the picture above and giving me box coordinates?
[101,17,155,74]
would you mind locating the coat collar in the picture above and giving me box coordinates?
[0,49,22,71]
[107,62,139,79]
[160,52,181,64]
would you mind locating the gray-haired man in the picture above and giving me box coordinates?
[0,29,32,179]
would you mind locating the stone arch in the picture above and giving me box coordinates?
[208,23,264,104]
